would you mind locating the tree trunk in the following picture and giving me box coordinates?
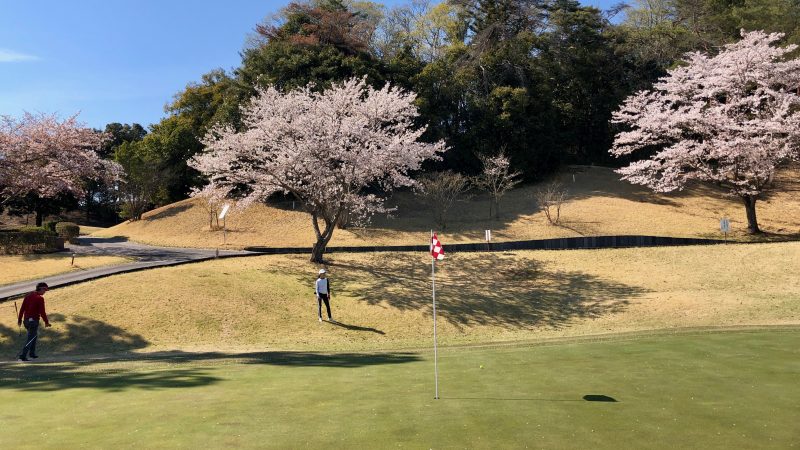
[311,240,328,264]
[85,193,92,223]
[35,210,44,227]
[310,211,337,263]
[493,197,500,219]
[742,195,761,234]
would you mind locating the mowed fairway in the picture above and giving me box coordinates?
[0,331,798,448]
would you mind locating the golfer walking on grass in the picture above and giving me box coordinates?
[315,269,334,322]
[17,282,51,362]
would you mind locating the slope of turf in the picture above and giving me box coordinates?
[0,253,132,285]
[1,243,797,355]
[1,330,797,448]
[93,166,800,249]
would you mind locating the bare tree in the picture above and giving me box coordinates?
[474,151,521,219]
[417,170,472,228]
[534,181,567,225]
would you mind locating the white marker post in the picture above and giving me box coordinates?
[485,229,491,251]
[720,217,730,243]
[219,203,231,245]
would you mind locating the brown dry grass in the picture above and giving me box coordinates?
[0,254,132,285]
[79,226,106,235]
[93,166,800,249]
[2,242,796,354]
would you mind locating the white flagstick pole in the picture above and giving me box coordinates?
[431,230,439,399]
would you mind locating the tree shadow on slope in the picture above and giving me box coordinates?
[142,202,193,221]
[349,169,685,238]
[0,314,209,392]
[327,252,648,330]
[0,314,149,358]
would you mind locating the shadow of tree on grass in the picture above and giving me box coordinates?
[0,313,149,358]
[327,252,648,330]
[0,350,420,392]
[0,312,419,392]
[0,364,220,392]
[142,202,193,221]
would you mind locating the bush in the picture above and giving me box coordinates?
[18,226,54,234]
[43,221,59,232]
[55,222,80,243]
[0,229,62,254]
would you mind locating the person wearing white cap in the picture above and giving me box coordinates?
[315,269,334,322]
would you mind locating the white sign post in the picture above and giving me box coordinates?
[720,217,730,243]
[219,203,231,245]
[485,229,491,250]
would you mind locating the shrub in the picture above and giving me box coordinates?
[43,221,59,232]
[18,226,53,234]
[0,229,62,254]
[55,222,80,243]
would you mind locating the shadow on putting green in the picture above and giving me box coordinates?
[444,394,619,402]
[0,351,422,392]
[444,396,585,402]
[583,394,618,402]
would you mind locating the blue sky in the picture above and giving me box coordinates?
[0,0,620,129]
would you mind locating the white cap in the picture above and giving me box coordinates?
[319,269,327,274]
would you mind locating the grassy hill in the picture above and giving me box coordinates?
[2,242,796,355]
[93,166,800,249]
[0,254,131,285]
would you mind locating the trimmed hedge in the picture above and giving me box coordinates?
[0,229,63,254]
[43,221,59,233]
[55,222,80,243]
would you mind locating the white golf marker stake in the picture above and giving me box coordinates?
[720,217,730,243]
[219,203,231,245]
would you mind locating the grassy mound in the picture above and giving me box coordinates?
[1,242,796,355]
[93,166,800,249]
[1,331,797,448]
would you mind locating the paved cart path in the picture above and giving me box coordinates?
[0,236,254,301]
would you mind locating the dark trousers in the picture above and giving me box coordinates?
[19,319,39,358]
[318,294,332,319]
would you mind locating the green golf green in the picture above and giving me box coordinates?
[1,329,798,449]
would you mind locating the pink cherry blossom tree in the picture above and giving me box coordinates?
[0,112,120,212]
[190,78,446,262]
[610,30,800,234]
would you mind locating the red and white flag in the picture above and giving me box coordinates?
[430,233,445,261]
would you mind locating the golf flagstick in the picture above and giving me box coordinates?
[431,230,439,399]
[429,230,446,400]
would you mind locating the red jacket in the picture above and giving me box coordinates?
[18,292,49,326]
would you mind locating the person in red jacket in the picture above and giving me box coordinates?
[17,282,51,362]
